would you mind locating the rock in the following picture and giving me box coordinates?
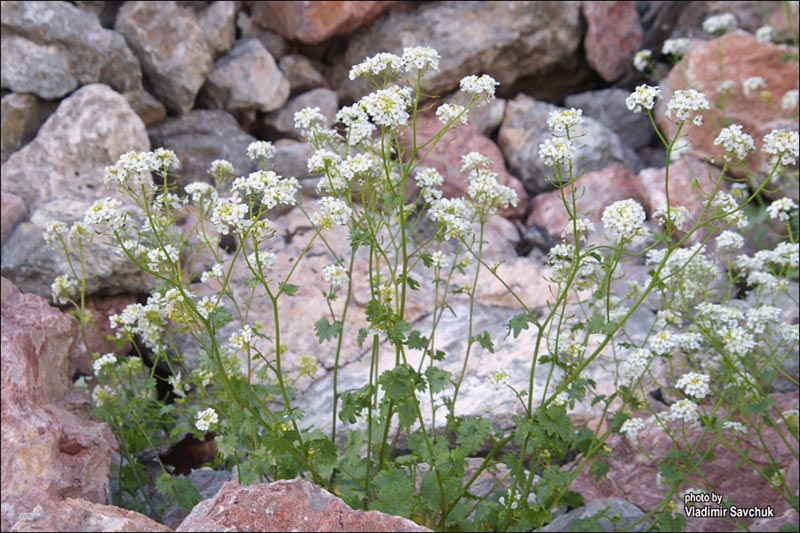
[198,0,238,59]
[498,95,633,195]
[270,140,315,190]
[177,478,430,531]
[441,95,507,138]
[1,277,117,530]
[116,1,213,115]
[564,89,654,150]
[582,1,644,82]
[335,1,582,102]
[1,193,27,248]
[0,1,143,101]
[9,498,172,532]
[236,11,290,61]
[1,93,57,163]
[405,114,528,219]
[568,392,799,533]
[526,165,643,242]
[245,1,397,45]
[199,38,290,123]
[656,30,799,199]
[147,109,257,189]
[0,84,149,210]
[279,54,329,95]
[260,88,338,140]
[73,1,124,29]
[81,294,139,363]
[538,498,648,532]
[127,90,168,126]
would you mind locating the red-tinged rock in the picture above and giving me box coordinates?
[9,497,172,532]
[246,1,396,45]
[176,478,431,532]
[1,193,27,247]
[405,113,528,219]
[656,30,799,199]
[81,294,139,365]
[1,277,117,530]
[582,1,644,82]
[569,392,799,533]
[526,165,642,241]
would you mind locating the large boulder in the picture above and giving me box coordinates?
[334,1,582,102]
[1,277,117,531]
[0,93,57,163]
[582,1,643,82]
[9,498,171,533]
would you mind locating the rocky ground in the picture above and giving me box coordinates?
[1,1,798,531]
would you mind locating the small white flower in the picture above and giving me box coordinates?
[762,129,799,166]
[665,89,709,123]
[722,421,748,434]
[92,353,118,375]
[294,106,326,131]
[490,370,510,390]
[185,182,219,205]
[716,230,744,251]
[436,103,468,125]
[652,205,691,231]
[633,49,652,72]
[766,197,799,221]
[51,274,78,305]
[195,408,219,432]
[43,221,69,246]
[620,417,647,442]
[626,85,662,113]
[675,372,711,400]
[702,13,737,35]
[547,108,583,135]
[755,25,777,43]
[459,74,499,101]
[208,159,234,179]
[781,90,799,110]
[662,38,691,57]
[602,199,648,241]
[168,371,190,399]
[348,52,403,80]
[717,80,736,95]
[246,141,276,161]
[743,76,766,97]
[359,85,413,127]
[401,46,440,72]
[538,137,574,168]
[310,197,352,231]
[667,399,700,423]
[461,152,491,172]
[429,250,451,269]
[322,264,349,288]
[714,124,755,161]
[211,195,248,235]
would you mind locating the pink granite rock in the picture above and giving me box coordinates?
[1,192,27,247]
[582,1,644,82]
[9,497,172,532]
[569,392,799,533]
[406,113,528,219]
[176,478,431,532]
[657,31,799,198]
[246,1,396,44]
[1,277,117,530]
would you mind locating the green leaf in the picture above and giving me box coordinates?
[155,473,201,511]
[208,306,233,327]
[744,397,774,415]
[379,366,420,403]
[425,366,451,394]
[315,317,342,343]
[589,459,609,481]
[356,327,369,348]
[456,417,492,455]
[280,282,299,296]
[374,467,414,517]
[338,384,373,424]
[406,329,429,350]
[507,312,534,339]
[471,331,495,353]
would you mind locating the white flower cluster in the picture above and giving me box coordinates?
[755,25,777,43]
[667,398,700,424]
[246,140,276,161]
[104,150,160,187]
[717,79,736,96]
[51,274,78,305]
[762,129,799,166]
[490,369,510,391]
[620,417,647,442]
[229,324,255,350]
[336,104,375,145]
[702,13,737,34]
[782,90,799,110]
[602,199,648,241]
[349,46,440,80]
[538,137,574,168]
[665,89,709,123]
[626,85,662,114]
[714,124,755,161]
[722,421,748,434]
[109,290,186,352]
[675,372,711,400]
[429,250,451,269]
[709,192,748,229]
[428,197,473,241]
[359,85,413,127]
[185,182,219,206]
[766,197,799,222]
[322,264,349,288]
[652,205,691,231]
[436,103,468,125]
[547,108,583,135]
[743,76,766,97]
[232,170,300,210]
[211,194,248,235]
[619,348,652,384]
[84,197,127,233]
[92,353,117,375]
[633,49,652,72]
[208,159,235,179]
[715,230,744,251]
[402,46,441,72]
[459,74,499,101]
[646,243,718,301]
[310,197,352,231]
[195,407,219,432]
[662,38,691,57]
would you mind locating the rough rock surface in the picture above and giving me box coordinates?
[246,1,396,45]
[116,1,213,115]
[0,92,57,163]
[564,88,654,150]
[279,54,328,94]
[1,277,117,531]
[0,193,27,248]
[539,498,648,532]
[198,0,238,59]
[335,1,582,102]
[498,95,633,194]
[582,1,643,82]
[657,31,799,198]
[199,38,290,120]
[0,1,143,100]
[9,498,172,533]
[177,478,430,532]
[260,88,339,140]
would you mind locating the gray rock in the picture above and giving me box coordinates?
[565,89,654,150]
[147,109,257,189]
[260,88,338,140]
[1,93,57,163]
[335,1,582,102]
[0,1,143,100]
[538,498,648,532]
[199,38,290,120]
[116,1,213,115]
[74,1,123,28]
[498,95,631,195]
[236,11,289,61]
[271,140,314,185]
[198,0,238,59]
[0,193,27,249]
[158,468,232,530]
[279,54,328,95]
